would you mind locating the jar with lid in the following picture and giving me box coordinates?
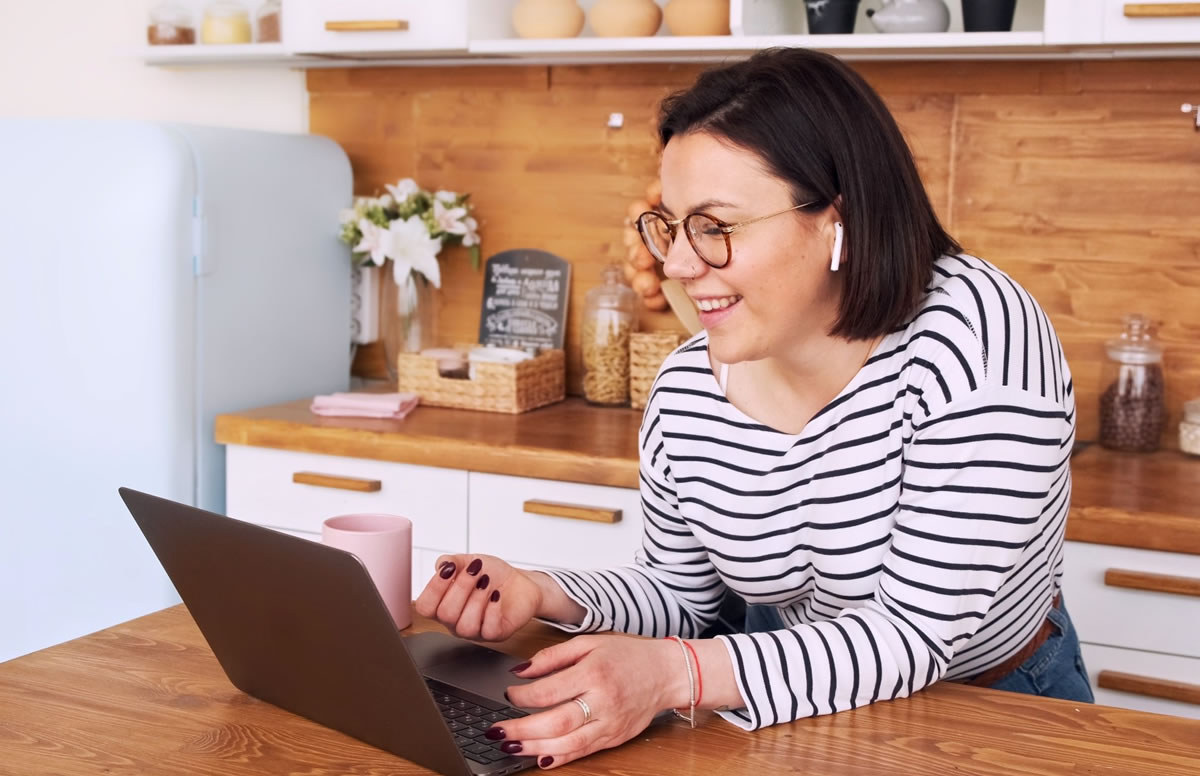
[147,2,196,45]
[202,0,252,44]
[581,265,638,405]
[255,0,282,43]
[1098,314,1166,452]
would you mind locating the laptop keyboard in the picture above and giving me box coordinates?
[425,677,530,766]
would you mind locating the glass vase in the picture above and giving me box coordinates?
[381,261,438,380]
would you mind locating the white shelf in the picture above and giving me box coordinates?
[141,43,309,67]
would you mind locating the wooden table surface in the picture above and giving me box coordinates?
[216,398,1200,555]
[2,606,1198,776]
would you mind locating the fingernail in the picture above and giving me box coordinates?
[508,661,531,673]
[476,574,490,590]
[466,558,483,576]
[484,727,505,741]
[490,590,501,603]
[539,756,554,768]
[439,562,456,579]
[500,741,523,754]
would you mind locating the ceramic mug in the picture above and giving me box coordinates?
[322,513,412,630]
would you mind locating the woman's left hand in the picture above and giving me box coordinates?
[487,634,686,769]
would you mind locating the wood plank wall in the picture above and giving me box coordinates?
[308,59,1200,444]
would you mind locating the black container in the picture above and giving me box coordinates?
[805,0,860,35]
[962,0,1017,32]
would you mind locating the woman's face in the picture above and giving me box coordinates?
[659,131,842,366]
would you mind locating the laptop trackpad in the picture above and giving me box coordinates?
[405,632,534,705]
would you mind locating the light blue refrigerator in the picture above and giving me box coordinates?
[0,120,353,661]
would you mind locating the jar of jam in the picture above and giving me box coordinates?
[1098,314,1166,452]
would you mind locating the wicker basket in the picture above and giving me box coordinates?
[396,348,565,414]
[630,332,684,410]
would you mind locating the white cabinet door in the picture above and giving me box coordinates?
[468,473,644,570]
[1081,642,1200,719]
[1101,0,1200,43]
[282,0,469,54]
[225,444,469,554]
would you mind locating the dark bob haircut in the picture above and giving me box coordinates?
[658,47,961,341]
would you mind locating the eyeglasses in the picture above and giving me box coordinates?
[635,201,816,269]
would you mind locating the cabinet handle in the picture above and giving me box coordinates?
[1103,568,1200,598]
[293,471,382,493]
[1097,671,1200,706]
[325,19,410,32]
[523,500,621,524]
[1124,3,1200,17]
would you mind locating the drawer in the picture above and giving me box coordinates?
[281,0,468,54]
[1081,642,1200,719]
[1102,1,1200,43]
[225,445,468,552]
[468,473,643,570]
[1063,541,1200,659]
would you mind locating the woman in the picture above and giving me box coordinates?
[415,47,1090,769]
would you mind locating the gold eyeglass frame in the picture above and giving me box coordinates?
[635,201,817,269]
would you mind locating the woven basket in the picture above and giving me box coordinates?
[397,348,565,414]
[630,332,684,410]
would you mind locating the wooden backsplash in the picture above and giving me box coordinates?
[308,59,1200,444]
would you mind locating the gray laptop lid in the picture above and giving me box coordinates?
[119,487,474,776]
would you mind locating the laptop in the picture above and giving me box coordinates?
[119,487,538,776]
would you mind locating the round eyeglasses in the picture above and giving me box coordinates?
[635,202,816,270]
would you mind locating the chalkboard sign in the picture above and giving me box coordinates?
[477,249,571,352]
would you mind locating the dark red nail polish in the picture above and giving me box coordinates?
[476,574,490,590]
[500,741,523,754]
[466,558,483,575]
[439,563,456,579]
[490,590,501,603]
[484,727,505,741]
[508,661,531,673]
[539,756,554,768]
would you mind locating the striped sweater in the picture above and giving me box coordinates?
[543,254,1075,730]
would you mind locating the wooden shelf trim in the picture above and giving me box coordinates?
[523,499,621,524]
[1098,670,1200,706]
[1104,568,1200,598]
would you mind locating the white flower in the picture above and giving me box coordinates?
[378,193,394,208]
[432,199,468,237]
[353,218,390,266]
[435,190,459,204]
[338,207,357,225]
[387,215,443,289]
[461,216,480,248]
[385,178,420,202]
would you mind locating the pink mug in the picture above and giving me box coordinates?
[322,513,412,630]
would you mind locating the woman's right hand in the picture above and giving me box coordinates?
[414,554,544,642]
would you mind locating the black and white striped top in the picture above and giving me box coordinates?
[543,254,1075,730]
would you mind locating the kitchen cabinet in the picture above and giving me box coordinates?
[142,0,1200,68]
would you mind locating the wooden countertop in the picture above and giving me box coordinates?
[4,605,1199,776]
[215,400,1200,555]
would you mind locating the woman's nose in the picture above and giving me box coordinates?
[661,234,706,281]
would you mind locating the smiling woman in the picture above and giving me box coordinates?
[413,47,1087,768]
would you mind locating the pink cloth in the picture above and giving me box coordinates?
[310,392,420,420]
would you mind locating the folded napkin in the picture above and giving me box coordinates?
[310,392,420,420]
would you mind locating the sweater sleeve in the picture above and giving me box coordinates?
[713,386,1072,730]
[537,399,727,639]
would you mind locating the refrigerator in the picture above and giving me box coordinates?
[0,120,353,662]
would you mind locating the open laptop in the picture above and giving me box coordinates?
[119,487,537,776]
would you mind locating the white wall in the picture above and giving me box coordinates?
[0,0,307,132]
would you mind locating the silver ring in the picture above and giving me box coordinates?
[572,696,593,725]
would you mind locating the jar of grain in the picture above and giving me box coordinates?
[1098,314,1166,453]
[581,265,638,406]
[1180,399,1200,457]
[255,0,281,42]
[147,2,196,45]
[202,0,252,44]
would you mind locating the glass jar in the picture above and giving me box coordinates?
[581,265,638,405]
[1180,398,1200,457]
[1098,314,1166,452]
[255,0,282,42]
[147,2,196,45]
[202,1,252,44]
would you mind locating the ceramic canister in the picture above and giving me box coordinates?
[512,0,586,38]
[590,0,663,37]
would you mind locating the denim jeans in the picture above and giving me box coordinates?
[742,596,1094,704]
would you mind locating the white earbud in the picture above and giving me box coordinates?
[830,222,844,272]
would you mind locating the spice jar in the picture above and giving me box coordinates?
[202,1,252,44]
[147,2,196,45]
[1180,399,1200,457]
[1098,314,1166,452]
[582,265,638,405]
[255,0,282,42]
